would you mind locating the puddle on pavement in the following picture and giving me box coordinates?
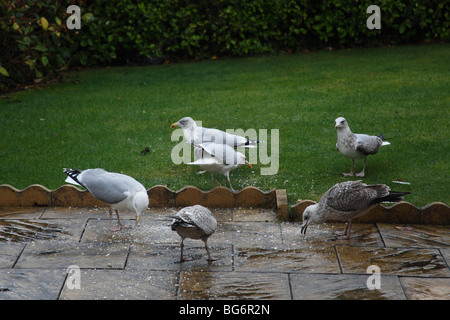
[179,270,290,300]
[0,220,65,242]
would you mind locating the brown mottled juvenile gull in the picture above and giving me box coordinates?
[171,116,261,148]
[63,168,149,231]
[188,142,252,192]
[300,180,410,239]
[170,205,217,262]
[335,117,390,177]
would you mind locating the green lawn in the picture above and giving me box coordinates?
[1,44,449,207]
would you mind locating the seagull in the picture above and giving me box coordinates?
[187,142,252,191]
[300,180,410,239]
[335,117,390,177]
[63,168,149,232]
[171,116,261,148]
[170,205,217,262]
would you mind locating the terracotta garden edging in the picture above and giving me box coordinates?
[0,184,448,223]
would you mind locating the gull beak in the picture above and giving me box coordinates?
[170,123,178,128]
[334,123,338,129]
[136,215,140,226]
[245,162,252,169]
[300,222,308,236]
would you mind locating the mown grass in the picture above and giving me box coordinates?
[1,44,449,207]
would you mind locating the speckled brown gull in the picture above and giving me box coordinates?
[170,116,261,148]
[301,180,410,239]
[335,117,390,177]
[63,168,149,231]
[170,205,217,262]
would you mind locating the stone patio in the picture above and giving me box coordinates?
[0,206,448,300]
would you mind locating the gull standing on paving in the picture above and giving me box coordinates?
[63,168,149,231]
[335,117,390,177]
[170,205,217,262]
[301,180,410,239]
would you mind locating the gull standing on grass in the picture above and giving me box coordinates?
[63,168,149,231]
[171,116,262,148]
[335,117,390,177]
[170,205,217,262]
[188,142,252,191]
[300,180,410,239]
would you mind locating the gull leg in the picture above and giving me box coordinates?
[108,208,120,232]
[226,174,235,192]
[114,210,131,231]
[342,159,355,176]
[179,238,192,262]
[204,238,217,262]
[210,173,215,188]
[355,158,366,177]
[335,220,352,240]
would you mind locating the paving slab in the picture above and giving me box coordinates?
[59,269,178,300]
[179,272,291,300]
[0,207,45,219]
[336,246,450,277]
[399,277,450,300]
[211,221,283,247]
[0,243,25,268]
[378,223,450,248]
[280,222,384,247]
[15,241,130,269]
[81,218,180,244]
[0,269,66,300]
[234,245,340,274]
[128,244,233,271]
[290,273,407,300]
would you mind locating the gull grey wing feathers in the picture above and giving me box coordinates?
[325,181,377,212]
[200,127,249,148]
[354,134,383,155]
[80,169,133,204]
[175,205,217,235]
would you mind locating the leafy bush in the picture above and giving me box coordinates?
[1,0,449,92]
[0,0,71,92]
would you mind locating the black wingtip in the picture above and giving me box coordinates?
[63,168,85,188]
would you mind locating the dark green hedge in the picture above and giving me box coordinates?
[1,0,449,92]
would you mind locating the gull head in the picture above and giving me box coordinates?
[171,117,196,129]
[235,151,251,169]
[300,204,319,236]
[133,191,149,226]
[334,117,348,130]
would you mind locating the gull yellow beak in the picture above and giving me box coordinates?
[246,162,252,169]
[170,123,178,128]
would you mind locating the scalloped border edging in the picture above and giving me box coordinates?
[0,184,448,224]
[291,200,449,224]
[0,184,276,209]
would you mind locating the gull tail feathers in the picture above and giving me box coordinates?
[378,134,391,146]
[244,140,264,148]
[372,190,411,204]
[187,159,217,165]
[63,168,85,188]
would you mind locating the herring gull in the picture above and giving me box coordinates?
[188,142,252,191]
[300,180,410,239]
[171,116,261,148]
[170,205,217,262]
[63,168,149,231]
[335,117,390,177]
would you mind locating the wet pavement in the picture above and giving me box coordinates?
[0,206,449,300]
